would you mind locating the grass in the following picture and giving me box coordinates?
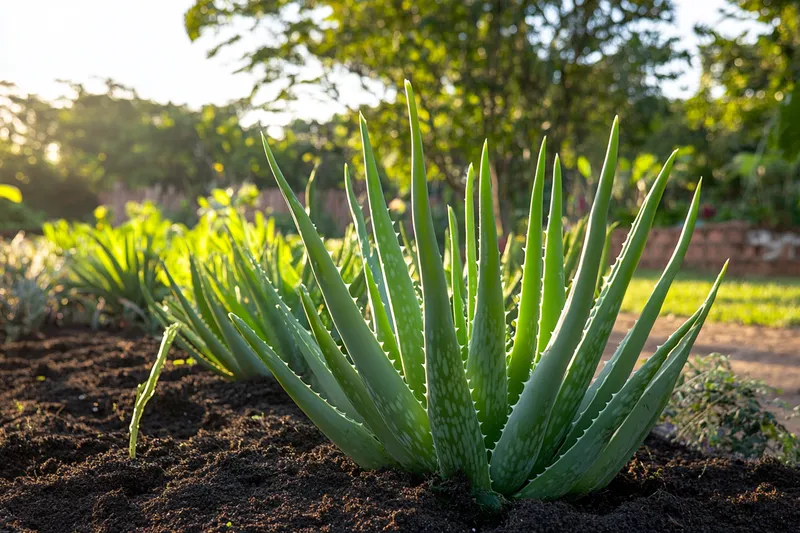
[621,271,800,328]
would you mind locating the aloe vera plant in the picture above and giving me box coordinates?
[145,226,367,381]
[228,81,726,503]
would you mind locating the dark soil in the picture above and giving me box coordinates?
[1,330,799,533]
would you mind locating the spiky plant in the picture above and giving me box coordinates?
[145,221,367,381]
[0,233,62,341]
[228,81,726,504]
[46,219,168,327]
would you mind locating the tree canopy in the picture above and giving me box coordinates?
[185,0,689,231]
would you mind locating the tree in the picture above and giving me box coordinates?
[186,0,688,231]
[0,80,354,225]
[682,0,800,227]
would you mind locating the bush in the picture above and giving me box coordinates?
[0,233,63,341]
[662,353,800,465]
[0,200,46,231]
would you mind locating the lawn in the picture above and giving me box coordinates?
[621,271,800,328]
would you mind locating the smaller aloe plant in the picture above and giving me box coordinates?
[47,221,168,327]
[145,221,367,382]
[157,80,724,505]
[0,233,62,341]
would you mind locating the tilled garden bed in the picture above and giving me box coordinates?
[1,330,798,532]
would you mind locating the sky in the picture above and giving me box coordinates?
[0,0,752,128]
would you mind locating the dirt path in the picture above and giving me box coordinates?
[611,313,800,434]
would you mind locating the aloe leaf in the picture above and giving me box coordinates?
[574,179,704,433]
[534,150,678,469]
[565,305,702,455]
[392,223,415,280]
[129,323,179,459]
[500,231,516,281]
[91,233,127,289]
[209,259,269,341]
[196,271,269,378]
[262,131,436,467]
[188,257,225,338]
[563,216,586,282]
[536,156,565,360]
[86,236,127,295]
[506,138,546,407]
[298,289,422,470]
[466,141,509,448]
[490,117,619,495]
[570,262,727,494]
[164,268,244,378]
[515,311,688,501]
[363,262,403,374]
[281,308,363,421]
[465,163,478,338]
[596,221,620,295]
[202,261,256,335]
[344,165,391,331]
[231,315,396,470]
[359,115,426,403]
[142,280,231,378]
[447,206,467,349]
[405,80,491,490]
[230,243,312,379]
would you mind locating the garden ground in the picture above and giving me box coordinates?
[1,330,799,532]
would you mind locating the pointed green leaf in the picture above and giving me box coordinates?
[344,164,391,331]
[534,150,678,470]
[563,216,586,282]
[465,164,478,338]
[359,114,426,403]
[570,261,727,494]
[447,206,467,349]
[574,179,704,436]
[129,323,179,459]
[232,314,395,470]
[262,131,436,467]
[298,288,422,470]
[363,262,403,374]
[466,141,509,447]
[490,117,619,494]
[537,155,565,359]
[516,312,682,501]
[197,271,269,378]
[405,80,490,490]
[164,267,244,378]
[507,138,546,406]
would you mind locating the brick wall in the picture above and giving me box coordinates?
[611,221,800,277]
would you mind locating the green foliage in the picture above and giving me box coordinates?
[185,0,688,231]
[676,0,800,228]
[44,216,169,329]
[0,233,63,341]
[663,353,800,465]
[0,81,351,229]
[144,210,367,381]
[210,82,726,503]
[0,201,46,231]
[129,323,180,458]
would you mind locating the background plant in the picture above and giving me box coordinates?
[663,352,800,465]
[0,233,63,341]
